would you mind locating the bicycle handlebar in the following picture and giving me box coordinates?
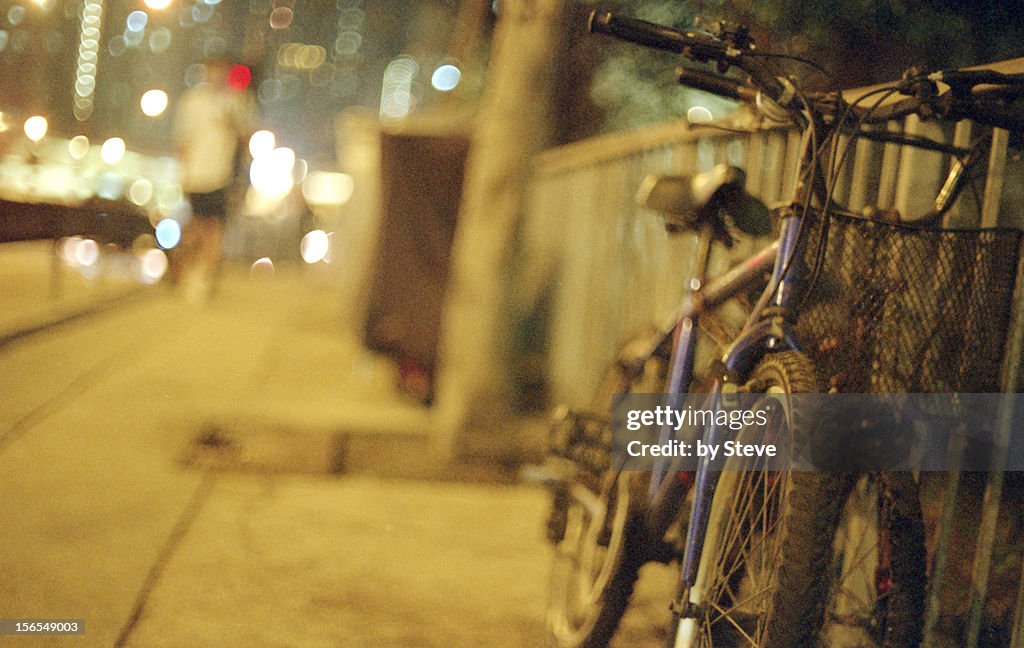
[592,9,1024,133]
[588,10,789,107]
[931,69,1024,90]
[676,67,758,103]
[588,11,721,56]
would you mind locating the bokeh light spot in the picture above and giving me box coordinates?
[431,64,461,92]
[250,257,275,280]
[687,106,714,125]
[248,130,275,158]
[149,27,172,53]
[154,218,181,249]
[228,64,252,90]
[140,89,168,116]
[129,178,154,205]
[101,137,126,164]
[7,5,25,25]
[139,248,168,283]
[75,238,100,266]
[126,10,148,32]
[68,135,90,159]
[300,230,329,264]
[269,6,292,29]
[24,115,47,142]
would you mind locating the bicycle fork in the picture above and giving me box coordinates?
[665,213,805,647]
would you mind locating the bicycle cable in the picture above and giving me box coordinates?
[746,50,839,90]
[740,80,823,332]
[798,85,906,315]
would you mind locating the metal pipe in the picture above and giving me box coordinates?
[966,163,1023,646]
[921,438,964,647]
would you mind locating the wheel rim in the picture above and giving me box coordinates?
[690,390,791,647]
[820,476,889,647]
[548,474,633,645]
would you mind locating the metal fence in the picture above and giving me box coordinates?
[524,75,1024,410]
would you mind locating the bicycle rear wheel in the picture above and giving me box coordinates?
[547,471,647,648]
[676,352,925,647]
[546,348,667,648]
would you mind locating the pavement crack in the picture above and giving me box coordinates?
[113,470,219,648]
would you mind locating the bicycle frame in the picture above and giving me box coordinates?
[635,207,811,624]
[630,136,823,638]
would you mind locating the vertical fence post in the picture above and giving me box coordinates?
[923,117,985,647]
[875,121,903,209]
[980,128,1009,228]
[965,128,1015,648]
[922,438,964,647]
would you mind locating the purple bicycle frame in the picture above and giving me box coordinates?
[640,212,806,595]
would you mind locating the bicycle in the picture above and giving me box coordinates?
[543,10,1024,648]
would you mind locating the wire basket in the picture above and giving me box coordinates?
[795,210,1022,393]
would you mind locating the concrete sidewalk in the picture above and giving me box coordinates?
[0,260,597,647]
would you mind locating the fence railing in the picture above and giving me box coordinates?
[524,59,1024,409]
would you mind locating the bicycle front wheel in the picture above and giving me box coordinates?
[676,352,925,647]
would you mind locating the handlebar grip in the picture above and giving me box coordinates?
[588,10,727,59]
[936,69,1024,89]
[588,11,687,53]
[676,68,757,103]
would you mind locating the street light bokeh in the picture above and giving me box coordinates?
[24,115,47,143]
[431,64,461,92]
[249,130,275,159]
[68,135,90,159]
[154,218,181,249]
[249,146,295,199]
[140,89,169,117]
[100,137,126,164]
[129,178,154,205]
[300,229,329,264]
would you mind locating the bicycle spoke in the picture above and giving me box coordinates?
[709,581,780,626]
[707,599,760,645]
[711,473,784,598]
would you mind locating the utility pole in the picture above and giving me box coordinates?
[433,0,566,459]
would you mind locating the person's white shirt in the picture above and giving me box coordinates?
[174,81,254,194]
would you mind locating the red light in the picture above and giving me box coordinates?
[228,64,252,90]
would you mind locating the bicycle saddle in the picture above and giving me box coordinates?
[636,164,771,244]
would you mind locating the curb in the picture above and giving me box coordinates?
[0,287,153,349]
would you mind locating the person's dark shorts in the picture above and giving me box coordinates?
[188,189,229,220]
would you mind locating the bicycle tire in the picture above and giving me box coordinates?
[547,473,647,648]
[820,472,925,647]
[676,351,925,647]
[546,350,665,648]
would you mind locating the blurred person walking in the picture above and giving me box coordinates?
[173,57,256,301]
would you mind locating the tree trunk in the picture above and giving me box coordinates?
[433,0,566,459]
